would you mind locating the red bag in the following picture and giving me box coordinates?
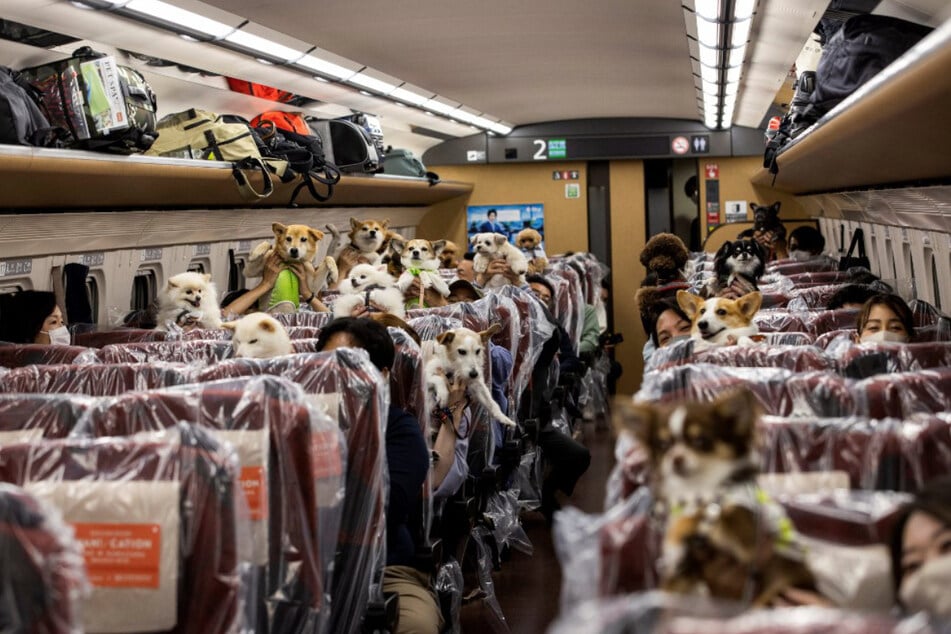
[250,110,311,136]
[225,77,295,104]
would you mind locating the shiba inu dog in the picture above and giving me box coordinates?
[516,228,548,274]
[470,232,528,289]
[423,324,516,427]
[222,312,292,359]
[706,239,766,297]
[326,217,390,279]
[391,238,450,307]
[155,272,222,331]
[677,290,762,348]
[245,223,337,309]
[439,240,461,269]
[332,263,405,319]
[615,389,815,606]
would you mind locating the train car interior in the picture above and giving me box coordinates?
[1,0,951,632]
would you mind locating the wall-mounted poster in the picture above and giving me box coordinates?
[466,204,545,248]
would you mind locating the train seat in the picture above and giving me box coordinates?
[75,376,345,633]
[0,393,94,442]
[0,483,88,633]
[693,345,836,372]
[838,341,951,373]
[0,430,251,633]
[753,310,808,333]
[548,266,585,349]
[273,311,334,329]
[765,256,839,275]
[93,340,234,365]
[805,308,861,336]
[786,270,856,287]
[855,368,951,419]
[72,328,167,348]
[0,362,192,395]
[786,284,852,310]
[0,343,97,368]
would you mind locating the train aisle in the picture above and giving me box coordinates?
[460,421,616,633]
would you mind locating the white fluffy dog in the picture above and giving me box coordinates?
[391,238,450,306]
[155,272,222,331]
[470,232,528,289]
[332,263,406,319]
[222,312,292,359]
[423,324,516,427]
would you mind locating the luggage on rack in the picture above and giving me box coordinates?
[19,46,157,153]
[381,148,427,177]
[0,66,62,147]
[308,117,381,173]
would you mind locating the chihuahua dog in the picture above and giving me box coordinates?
[332,263,405,319]
[470,232,528,289]
[245,223,337,308]
[222,312,292,359]
[155,272,222,331]
[677,290,762,349]
[391,238,450,307]
[423,324,517,427]
[616,389,815,606]
[516,228,548,274]
[706,239,766,297]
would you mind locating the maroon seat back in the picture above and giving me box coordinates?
[855,368,951,419]
[0,393,93,441]
[807,308,861,336]
[72,328,167,348]
[0,363,192,395]
[753,310,807,333]
[0,431,248,633]
[93,341,234,365]
[273,311,333,329]
[691,345,836,372]
[0,344,96,368]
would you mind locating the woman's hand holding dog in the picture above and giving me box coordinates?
[477,258,519,287]
[287,261,329,312]
[405,277,448,308]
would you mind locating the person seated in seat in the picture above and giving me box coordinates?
[315,317,441,634]
[455,252,476,284]
[889,476,951,619]
[787,226,825,261]
[0,290,69,345]
[857,293,915,343]
[826,284,882,311]
[650,297,693,349]
[222,251,329,316]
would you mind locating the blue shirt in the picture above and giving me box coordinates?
[385,405,429,567]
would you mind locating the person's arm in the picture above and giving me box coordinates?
[476,259,520,287]
[431,380,468,490]
[221,252,282,317]
[578,305,601,356]
[287,262,329,312]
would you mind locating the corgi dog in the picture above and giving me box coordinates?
[326,217,390,279]
[245,223,337,309]
[707,239,766,297]
[332,263,405,319]
[391,238,450,307]
[423,324,516,427]
[222,312,292,359]
[677,290,762,348]
[516,228,548,274]
[616,389,815,606]
[439,240,461,269]
[470,232,528,289]
[155,272,222,331]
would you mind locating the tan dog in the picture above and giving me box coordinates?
[326,217,390,282]
[245,223,337,309]
[439,240,461,269]
[676,290,762,349]
[516,228,548,274]
[222,312,292,359]
[392,238,450,307]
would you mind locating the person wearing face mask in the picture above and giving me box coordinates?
[889,476,951,620]
[0,290,70,345]
[857,294,915,344]
[787,226,825,261]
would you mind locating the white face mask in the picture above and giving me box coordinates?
[860,330,909,344]
[900,555,951,619]
[41,325,71,346]
[789,249,814,261]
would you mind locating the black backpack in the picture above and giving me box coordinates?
[0,66,62,147]
[808,14,932,118]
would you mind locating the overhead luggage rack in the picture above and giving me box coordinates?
[0,144,472,211]
[751,19,951,194]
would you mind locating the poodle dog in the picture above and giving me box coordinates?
[640,233,689,286]
[516,228,548,274]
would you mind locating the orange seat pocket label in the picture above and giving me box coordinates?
[240,465,268,520]
[73,523,162,589]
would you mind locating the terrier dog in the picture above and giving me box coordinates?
[391,238,450,307]
[332,263,405,319]
[423,324,516,427]
[516,228,548,274]
[155,272,222,331]
[706,239,766,298]
[245,223,337,309]
[616,389,815,606]
[470,232,528,289]
[677,290,762,349]
[222,312,292,359]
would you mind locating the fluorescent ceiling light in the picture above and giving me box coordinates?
[723,92,737,109]
[698,44,718,68]
[225,29,303,62]
[449,109,480,124]
[733,0,756,20]
[422,99,456,115]
[728,43,747,68]
[723,81,738,96]
[700,63,719,84]
[390,86,430,106]
[726,65,742,83]
[694,0,721,22]
[470,116,496,129]
[702,78,719,95]
[123,0,233,38]
[349,72,396,94]
[296,54,354,80]
[695,17,720,48]
[731,18,751,47]
[489,122,513,135]
[704,112,719,129]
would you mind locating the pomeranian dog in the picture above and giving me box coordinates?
[332,263,405,319]
[326,217,390,279]
[245,223,337,309]
[706,239,766,297]
[391,238,450,307]
[155,272,222,331]
[516,228,548,274]
[423,324,516,427]
[439,240,461,269]
[470,232,528,289]
[677,290,762,349]
[222,312,292,359]
[616,389,815,606]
